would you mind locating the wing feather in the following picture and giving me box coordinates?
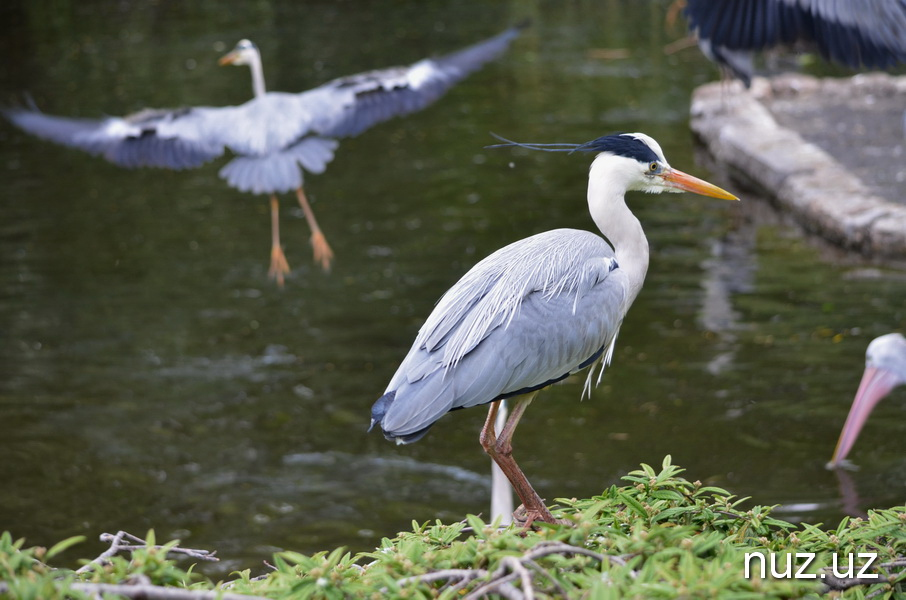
[309,23,526,138]
[4,24,523,190]
[2,106,226,169]
[686,0,906,70]
[377,229,629,439]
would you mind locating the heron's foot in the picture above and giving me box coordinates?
[269,245,291,287]
[311,231,334,272]
[512,504,571,529]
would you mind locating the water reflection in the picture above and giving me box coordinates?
[1,0,905,576]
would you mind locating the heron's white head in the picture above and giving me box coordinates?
[488,132,738,201]
[586,132,738,199]
[219,39,260,66]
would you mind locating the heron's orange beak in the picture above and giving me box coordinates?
[662,168,738,200]
[828,366,898,468]
[218,51,240,66]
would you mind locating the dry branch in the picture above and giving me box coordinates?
[396,541,632,599]
[77,531,218,575]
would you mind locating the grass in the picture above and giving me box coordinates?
[2,457,904,599]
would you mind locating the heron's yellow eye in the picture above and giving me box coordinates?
[648,162,658,172]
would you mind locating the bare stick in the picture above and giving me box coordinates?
[396,540,633,597]
[397,568,488,588]
[0,581,265,600]
[77,531,218,575]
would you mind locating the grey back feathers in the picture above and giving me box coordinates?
[373,229,627,442]
[3,25,524,196]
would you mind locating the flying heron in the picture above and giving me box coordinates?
[828,332,906,468]
[683,0,906,86]
[369,132,738,525]
[3,25,525,285]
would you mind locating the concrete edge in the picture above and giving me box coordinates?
[689,75,906,259]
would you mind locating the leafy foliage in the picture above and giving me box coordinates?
[2,457,904,599]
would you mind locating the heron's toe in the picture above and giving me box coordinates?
[512,504,571,529]
[311,231,334,272]
[269,245,291,287]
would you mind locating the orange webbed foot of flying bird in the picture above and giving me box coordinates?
[295,187,333,272]
[311,230,334,272]
[269,244,291,287]
[268,195,291,287]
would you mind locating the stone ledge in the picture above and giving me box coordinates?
[690,74,906,259]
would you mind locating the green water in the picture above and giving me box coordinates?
[1,0,904,574]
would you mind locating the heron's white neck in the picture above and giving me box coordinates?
[587,157,650,308]
[248,51,267,98]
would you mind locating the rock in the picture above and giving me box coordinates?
[690,74,906,259]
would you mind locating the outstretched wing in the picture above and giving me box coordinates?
[685,0,906,70]
[306,22,526,138]
[2,105,229,169]
[3,24,524,171]
[374,229,629,441]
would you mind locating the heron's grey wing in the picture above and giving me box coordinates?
[685,0,906,70]
[375,229,628,440]
[3,105,230,169]
[803,0,906,68]
[306,23,525,139]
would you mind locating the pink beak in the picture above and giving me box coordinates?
[828,366,898,467]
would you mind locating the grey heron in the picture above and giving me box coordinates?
[3,25,525,285]
[370,132,738,525]
[683,0,906,86]
[828,333,906,468]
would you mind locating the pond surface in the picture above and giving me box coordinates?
[2,0,905,575]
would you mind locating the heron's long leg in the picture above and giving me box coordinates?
[294,187,334,272]
[269,195,291,287]
[479,393,556,525]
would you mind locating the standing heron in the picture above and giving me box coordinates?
[828,332,906,468]
[369,132,738,525]
[683,0,906,86]
[3,25,525,285]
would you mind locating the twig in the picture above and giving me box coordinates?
[493,582,525,600]
[502,556,534,600]
[68,582,264,600]
[865,587,889,600]
[397,540,633,598]
[525,541,628,568]
[396,568,488,589]
[525,559,567,597]
[663,36,698,55]
[77,531,218,574]
[464,571,520,600]
[820,556,906,594]
[0,581,264,600]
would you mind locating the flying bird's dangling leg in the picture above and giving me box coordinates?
[295,187,334,272]
[268,195,291,287]
[480,393,560,527]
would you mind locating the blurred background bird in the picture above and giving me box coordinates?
[829,332,906,468]
[679,0,906,86]
[4,24,526,285]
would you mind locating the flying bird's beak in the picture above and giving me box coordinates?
[661,168,738,200]
[828,366,899,468]
[218,50,240,66]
